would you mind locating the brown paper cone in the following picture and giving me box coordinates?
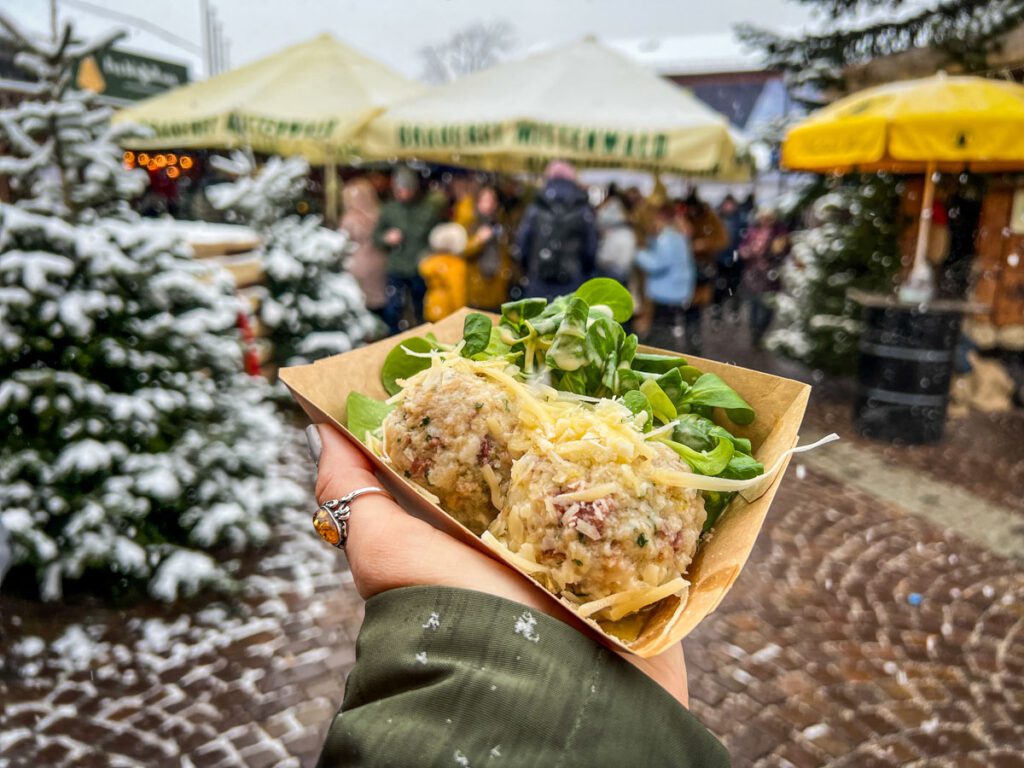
[280,307,810,658]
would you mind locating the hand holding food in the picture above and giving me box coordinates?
[288,277,834,656]
[312,420,690,706]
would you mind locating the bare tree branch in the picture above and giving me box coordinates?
[419,20,516,84]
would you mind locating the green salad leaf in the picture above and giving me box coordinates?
[574,277,634,322]
[501,297,546,326]
[461,312,493,358]
[639,378,677,424]
[701,491,735,532]
[654,368,687,410]
[679,365,704,385]
[345,391,394,444]
[632,352,690,374]
[680,372,756,426]
[547,296,590,372]
[672,414,753,455]
[622,389,654,430]
[474,326,512,360]
[381,336,437,396]
[720,452,764,480]
[659,436,735,476]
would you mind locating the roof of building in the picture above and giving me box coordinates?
[606,32,766,75]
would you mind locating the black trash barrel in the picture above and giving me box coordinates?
[851,293,966,444]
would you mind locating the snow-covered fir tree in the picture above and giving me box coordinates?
[739,0,1024,91]
[768,175,905,374]
[0,15,304,602]
[207,152,381,366]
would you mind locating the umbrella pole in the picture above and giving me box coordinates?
[324,162,339,229]
[900,161,937,302]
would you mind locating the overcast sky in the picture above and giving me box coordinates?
[7,0,817,80]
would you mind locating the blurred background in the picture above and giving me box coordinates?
[1,1,1022,766]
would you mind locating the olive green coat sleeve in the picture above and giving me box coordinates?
[317,586,730,768]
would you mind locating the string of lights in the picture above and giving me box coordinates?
[123,150,195,179]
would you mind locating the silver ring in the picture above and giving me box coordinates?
[312,487,391,549]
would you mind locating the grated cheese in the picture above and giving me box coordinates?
[576,576,689,622]
[553,483,620,503]
[481,530,547,574]
[480,463,504,509]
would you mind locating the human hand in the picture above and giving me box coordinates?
[383,228,403,246]
[476,225,494,242]
[309,423,689,708]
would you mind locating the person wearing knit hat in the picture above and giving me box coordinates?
[543,160,578,182]
[419,223,469,322]
[373,166,440,333]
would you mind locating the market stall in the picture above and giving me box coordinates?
[782,73,1024,441]
[112,34,422,222]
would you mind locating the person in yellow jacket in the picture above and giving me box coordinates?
[419,222,469,322]
[455,185,511,311]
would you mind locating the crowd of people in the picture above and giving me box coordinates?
[340,161,791,353]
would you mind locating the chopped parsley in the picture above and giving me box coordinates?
[572,558,583,567]
[577,532,586,544]
[420,416,431,427]
[636,532,648,548]
[474,402,484,410]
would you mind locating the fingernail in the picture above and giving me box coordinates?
[305,424,322,467]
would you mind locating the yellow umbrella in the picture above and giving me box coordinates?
[782,73,1024,296]
[357,38,751,179]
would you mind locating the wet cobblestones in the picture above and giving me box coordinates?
[686,468,1024,767]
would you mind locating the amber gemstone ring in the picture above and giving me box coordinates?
[313,487,390,548]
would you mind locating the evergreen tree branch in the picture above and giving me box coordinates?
[738,0,1024,88]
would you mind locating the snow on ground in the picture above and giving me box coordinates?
[3,503,340,678]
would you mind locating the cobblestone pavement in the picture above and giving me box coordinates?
[686,467,1024,767]
[805,380,1024,518]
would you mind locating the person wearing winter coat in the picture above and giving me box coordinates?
[713,194,746,318]
[458,185,510,311]
[680,196,728,354]
[635,206,697,353]
[515,161,598,300]
[419,223,469,322]
[307,423,732,768]
[596,195,637,285]
[340,178,387,317]
[738,207,789,347]
[373,166,440,333]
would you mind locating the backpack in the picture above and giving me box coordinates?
[530,197,588,285]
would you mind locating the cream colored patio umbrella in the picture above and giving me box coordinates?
[113,34,421,162]
[357,37,750,179]
[113,34,421,223]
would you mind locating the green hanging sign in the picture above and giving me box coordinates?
[72,48,189,102]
